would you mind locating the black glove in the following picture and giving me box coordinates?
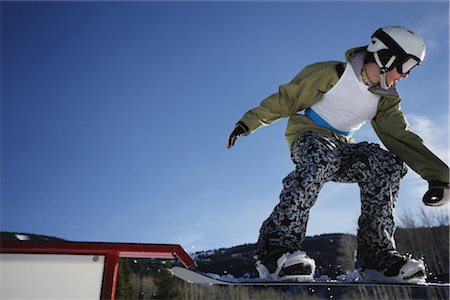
[227,122,249,149]
[423,181,449,207]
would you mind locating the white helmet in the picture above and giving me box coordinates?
[367,26,426,89]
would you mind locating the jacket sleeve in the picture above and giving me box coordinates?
[372,98,449,184]
[237,61,341,133]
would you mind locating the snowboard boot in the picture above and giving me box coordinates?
[358,256,426,284]
[255,247,316,282]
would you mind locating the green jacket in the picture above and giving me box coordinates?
[237,47,449,184]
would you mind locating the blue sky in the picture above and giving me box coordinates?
[1,1,448,252]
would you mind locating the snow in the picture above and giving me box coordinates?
[15,234,31,241]
[202,270,362,283]
[335,271,361,282]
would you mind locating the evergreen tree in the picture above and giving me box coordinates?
[116,259,137,300]
[152,267,183,299]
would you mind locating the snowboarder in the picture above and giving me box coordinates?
[226,26,449,283]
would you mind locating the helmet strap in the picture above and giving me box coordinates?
[374,52,396,90]
[384,56,397,70]
[374,51,397,71]
[379,72,390,90]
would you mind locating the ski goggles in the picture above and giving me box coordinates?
[396,57,420,75]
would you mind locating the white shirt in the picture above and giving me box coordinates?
[306,62,380,136]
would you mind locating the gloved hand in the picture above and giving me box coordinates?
[226,122,249,149]
[423,181,449,207]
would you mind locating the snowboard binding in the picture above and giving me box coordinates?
[256,249,316,282]
[358,258,426,284]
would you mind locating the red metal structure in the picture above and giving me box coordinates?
[1,240,196,300]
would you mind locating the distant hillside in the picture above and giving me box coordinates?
[0,232,66,242]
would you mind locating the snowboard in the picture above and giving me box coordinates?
[171,266,450,288]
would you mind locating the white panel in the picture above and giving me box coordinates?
[0,253,105,300]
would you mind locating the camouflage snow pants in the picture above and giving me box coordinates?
[256,131,408,271]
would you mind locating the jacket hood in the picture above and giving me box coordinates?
[345,46,368,62]
[345,46,399,97]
